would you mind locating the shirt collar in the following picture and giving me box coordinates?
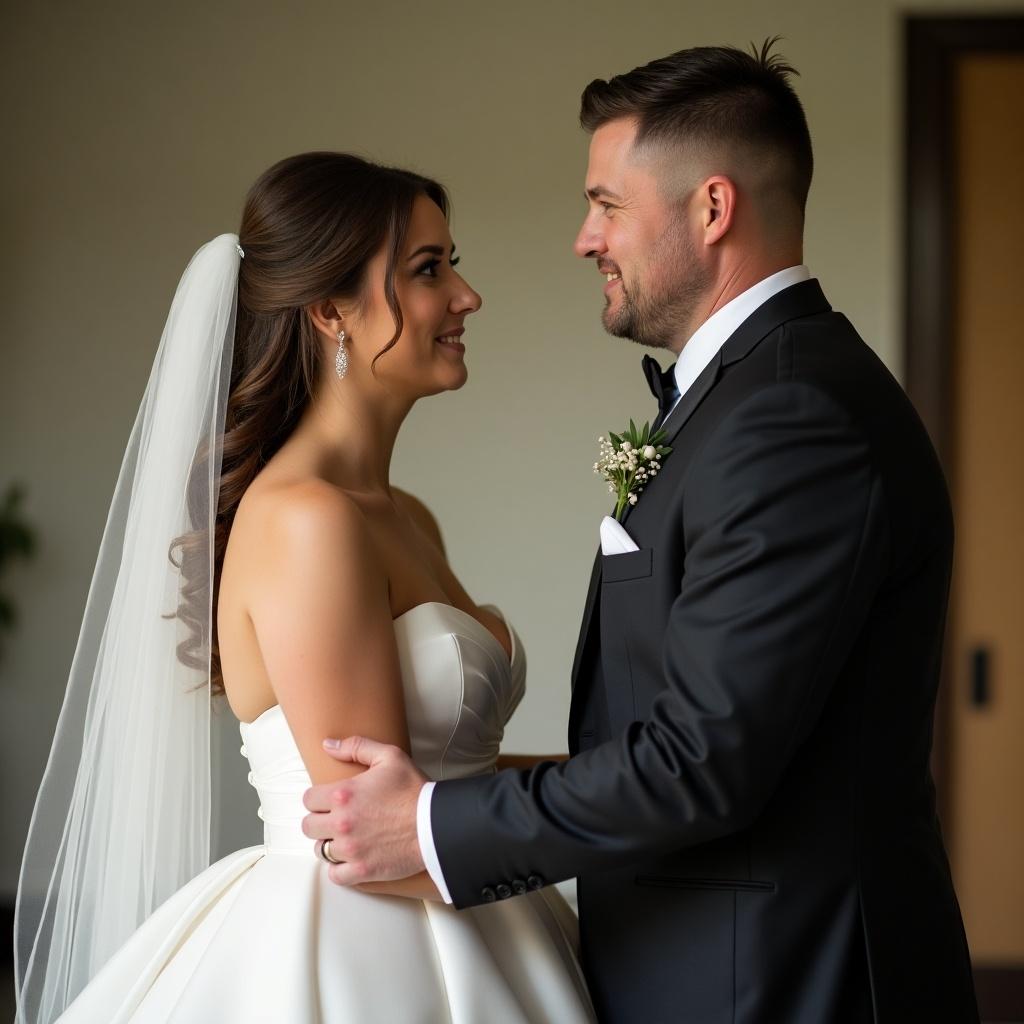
[673,265,811,399]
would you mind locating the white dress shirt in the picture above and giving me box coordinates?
[417,265,812,905]
[662,264,810,424]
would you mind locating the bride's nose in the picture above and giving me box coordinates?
[451,278,482,315]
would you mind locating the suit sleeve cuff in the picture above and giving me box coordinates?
[416,781,453,904]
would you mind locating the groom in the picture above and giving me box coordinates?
[303,43,979,1022]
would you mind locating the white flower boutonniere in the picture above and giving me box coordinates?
[594,419,673,522]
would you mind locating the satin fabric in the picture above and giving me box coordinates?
[57,603,594,1023]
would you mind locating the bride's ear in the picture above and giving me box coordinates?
[307,299,348,343]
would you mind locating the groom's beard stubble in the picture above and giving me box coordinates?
[602,219,710,351]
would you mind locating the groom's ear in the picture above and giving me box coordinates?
[701,176,737,245]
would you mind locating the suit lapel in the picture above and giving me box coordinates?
[717,277,831,365]
[569,279,832,707]
[651,280,832,446]
[619,352,723,528]
[659,353,722,447]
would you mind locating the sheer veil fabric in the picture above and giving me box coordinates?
[14,235,239,1023]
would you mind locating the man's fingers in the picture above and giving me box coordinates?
[302,809,342,841]
[322,734,393,767]
[301,740,425,887]
[302,780,342,813]
[327,860,373,887]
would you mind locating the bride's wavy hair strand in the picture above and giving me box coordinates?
[169,152,449,694]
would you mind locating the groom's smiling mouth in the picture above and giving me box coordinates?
[599,264,623,296]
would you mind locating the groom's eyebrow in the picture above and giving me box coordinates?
[407,243,457,261]
[585,185,622,201]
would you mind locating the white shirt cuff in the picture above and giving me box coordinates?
[416,781,453,904]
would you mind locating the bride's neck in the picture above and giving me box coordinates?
[292,380,412,495]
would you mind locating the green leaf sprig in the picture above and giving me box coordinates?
[594,420,672,522]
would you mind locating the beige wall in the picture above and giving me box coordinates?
[2,0,1019,892]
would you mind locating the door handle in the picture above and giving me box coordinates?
[969,645,992,708]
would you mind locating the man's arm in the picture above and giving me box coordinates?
[430,381,884,904]
[304,382,884,904]
[496,754,570,770]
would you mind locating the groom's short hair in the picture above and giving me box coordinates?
[580,39,814,216]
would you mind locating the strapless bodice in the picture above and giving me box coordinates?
[60,603,594,1023]
[238,603,526,854]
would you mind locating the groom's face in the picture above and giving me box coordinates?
[575,118,709,353]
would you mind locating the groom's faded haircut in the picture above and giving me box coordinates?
[580,38,814,217]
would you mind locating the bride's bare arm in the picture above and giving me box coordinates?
[247,481,410,785]
[244,482,441,901]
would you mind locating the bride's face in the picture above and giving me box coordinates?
[352,194,482,400]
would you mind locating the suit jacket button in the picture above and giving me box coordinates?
[527,874,545,890]
[496,883,513,900]
[512,879,528,895]
[481,886,497,903]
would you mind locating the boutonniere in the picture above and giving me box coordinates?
[594,419,673,522]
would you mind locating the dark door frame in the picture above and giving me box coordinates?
[904,14,1024,1021]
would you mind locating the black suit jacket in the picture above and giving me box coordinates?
[432,281,979,1023]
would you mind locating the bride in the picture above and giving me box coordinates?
[15,151,595,1022]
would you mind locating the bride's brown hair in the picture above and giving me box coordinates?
[170,152,449,695]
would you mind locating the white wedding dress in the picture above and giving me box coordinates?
[57,602,595,1023]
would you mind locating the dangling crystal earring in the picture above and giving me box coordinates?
[335,329,348,379]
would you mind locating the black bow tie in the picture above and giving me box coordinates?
[642,355,680,421]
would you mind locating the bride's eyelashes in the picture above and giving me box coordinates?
[415,255,461,279]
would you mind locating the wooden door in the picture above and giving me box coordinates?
[948,52,1024,965]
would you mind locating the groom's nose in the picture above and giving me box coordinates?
[573,215,606,260]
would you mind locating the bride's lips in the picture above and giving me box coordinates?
[435,327,465,355]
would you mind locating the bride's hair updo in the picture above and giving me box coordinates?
[172,152,449,694]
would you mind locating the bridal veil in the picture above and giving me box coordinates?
[14,234,239,1022]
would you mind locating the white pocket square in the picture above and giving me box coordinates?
[600,515,640,555]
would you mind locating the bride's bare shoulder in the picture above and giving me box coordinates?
[228,476,376,575]
[243,474,364,521]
